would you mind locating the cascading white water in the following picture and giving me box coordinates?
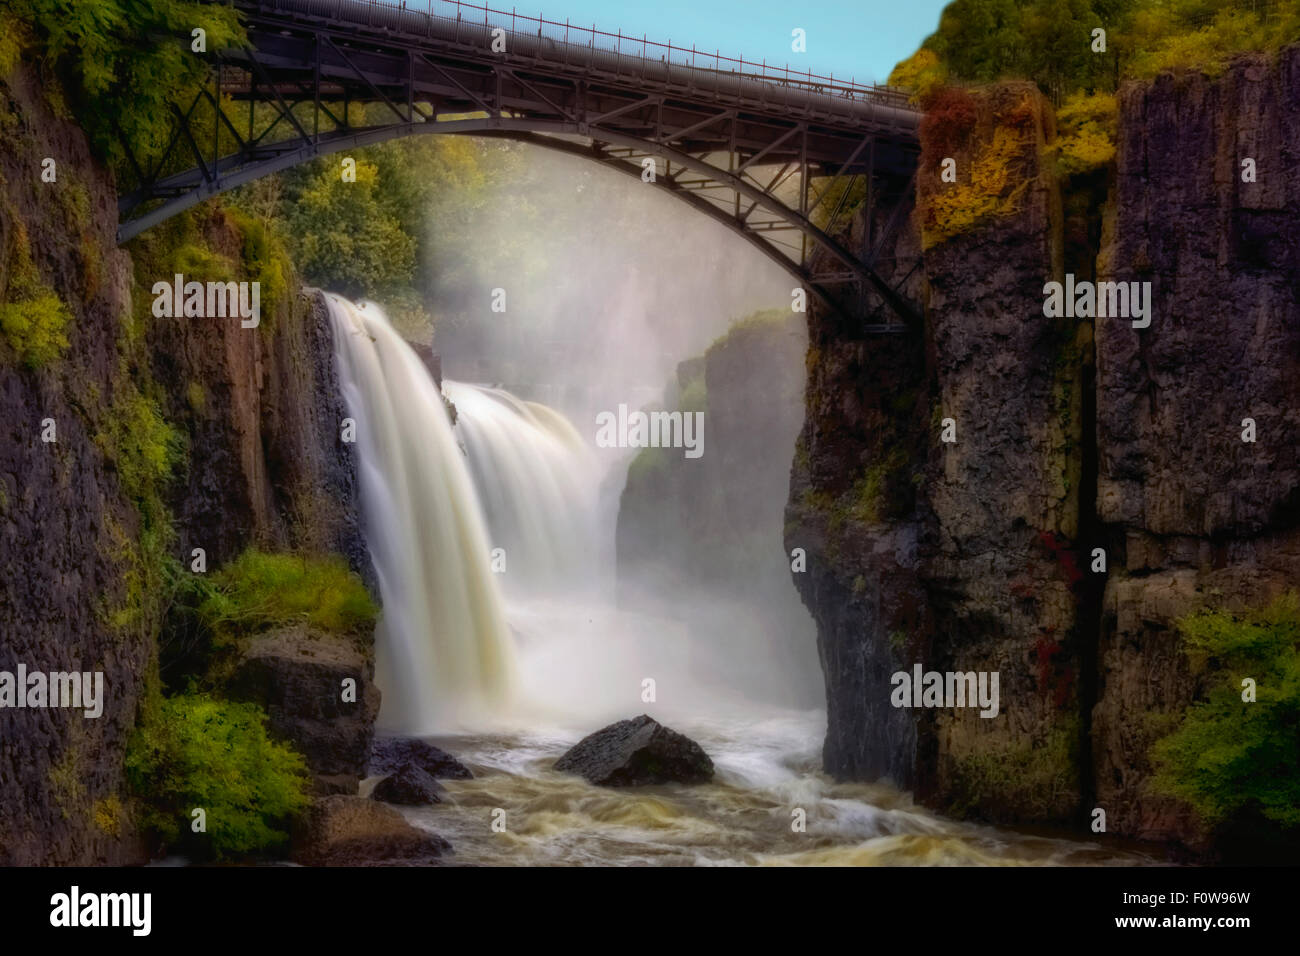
[442,381,604,598]
[327,295,515,732]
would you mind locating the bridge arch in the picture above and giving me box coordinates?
[116,0,923,328]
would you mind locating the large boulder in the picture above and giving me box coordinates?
[370,737,472,780]
[225,625,380,795]
[292,796,450,866]
[552,715,714,786]
[372,764,444,806]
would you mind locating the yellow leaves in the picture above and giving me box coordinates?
[889,48,947,102]
[1126,4,1300,80]
[1051,91,1118,177]
[923,123,1032,249]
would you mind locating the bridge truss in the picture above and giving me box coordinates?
[116,0,924,330]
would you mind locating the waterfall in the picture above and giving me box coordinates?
[442,381,604,598]
[327,295,515,732]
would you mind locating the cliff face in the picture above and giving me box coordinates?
[0,65,372,863]
[616,311,822,704]
[787,47,1300,849]
[1091,48,1300,845]
[0,65,149,866]
[617,311,806,597]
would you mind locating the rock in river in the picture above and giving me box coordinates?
[370,736,473,780]
[553,715,714,786]
[372,763,444,805]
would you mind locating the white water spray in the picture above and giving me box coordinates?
[327,294,515,732]
[442,381,604,598]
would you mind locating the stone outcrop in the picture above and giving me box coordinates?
[553,715,714,786]
[0,63,151,865]
[617,311,808,601]
[291,795,450,866]
[225,625,380,795]
[785,48,1300,851]
[370,737,473,780]
[372,764,444,805]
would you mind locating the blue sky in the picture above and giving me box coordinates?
[493,0,950,85]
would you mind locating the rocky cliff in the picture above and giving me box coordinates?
[615,311,822,704]
[617,310,807,597]
[786,47,1300,854]
[0,63,374,864]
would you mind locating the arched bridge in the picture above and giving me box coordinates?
[117,0,923,328]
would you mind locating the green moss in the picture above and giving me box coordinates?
[0,292,70,368]
[948,718,1080,820]
[847,445,909,525]
[626,445,668,487]
[47,731,88,821]
[200,549,377,638]
[0,16,26,79]
[1150,594,1300,830]
[185,380,206,414]
[94,386,184,642]
[125,692,311,860]
[95,389,186,508]
[0,225,71,369]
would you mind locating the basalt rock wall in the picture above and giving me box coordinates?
[786,47,1300,850]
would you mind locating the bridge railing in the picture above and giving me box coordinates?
[256,0,912,109]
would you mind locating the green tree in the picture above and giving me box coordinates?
[283,157,415,298]
[1152,595,1300,831]
[1,0,244,169]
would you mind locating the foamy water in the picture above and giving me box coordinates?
[391,708,1151,867]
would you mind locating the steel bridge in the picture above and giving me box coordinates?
[117,0,924,328]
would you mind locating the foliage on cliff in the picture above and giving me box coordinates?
[0,0,244,169]
[125,692,311,859]
[1049,91,1118,176]
[0,223,70,368]
[890,0,1300,101]
[919,88,1039,248]
[198,549,378,639]
[1151,595,1300,830]
[232,114,516,341]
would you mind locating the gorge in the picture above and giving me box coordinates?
[0,0,1297,870]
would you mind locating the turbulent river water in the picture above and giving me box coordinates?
[330,294,1149,867]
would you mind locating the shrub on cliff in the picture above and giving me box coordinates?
[199,550,377,638]
[0,224,70,369]
[890,0,1300,103]
[2,0,243,170]
[126,693,311,860]
[1151,595,1300,831]
[1050,91,1118,177]
[920,90,1037,249]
